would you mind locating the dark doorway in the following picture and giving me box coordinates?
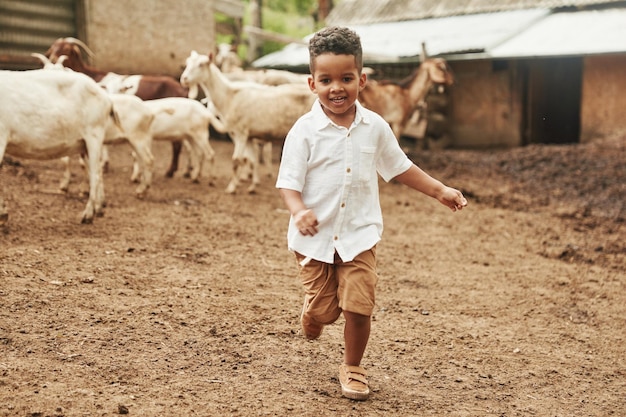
[523,58,582,144]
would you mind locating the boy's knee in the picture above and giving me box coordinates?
[343,310,371,324]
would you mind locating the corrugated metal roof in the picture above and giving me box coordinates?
[252,42,310,68]
[490,8,626,57]
[327,0,625,24]
[252,8,550,68]
[252,6,626,68]
[353,9,550,58]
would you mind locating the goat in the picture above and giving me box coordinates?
[142,98,218,185]
[44,37,188,178]
[59,94,156,198]
[0,69,117,224]
[214,43,309,86]
[208,46,308,189]
[359,44,454,140]
[224,68,309,86]
[57,98,217,194]
[198,46,308,190]
[206,61,308,192]
[180,50,316,194]
[33,51,111,171]
[215,43,243,73]
[57,97,217,195]
[31,52,155,198]
[31,52,69,70]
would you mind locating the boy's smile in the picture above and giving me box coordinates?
[308,53,366,128]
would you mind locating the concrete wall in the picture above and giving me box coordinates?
[83,0,215,77]
[581,55,626,143]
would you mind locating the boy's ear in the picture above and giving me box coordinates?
[359,72,367,90]
[308,75,316,93]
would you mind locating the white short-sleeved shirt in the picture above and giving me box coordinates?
[276,99,413,263]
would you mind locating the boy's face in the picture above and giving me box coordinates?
[308,53,366,125]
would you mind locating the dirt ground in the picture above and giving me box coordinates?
[1,135,624,417]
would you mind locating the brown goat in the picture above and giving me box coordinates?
[359,45,454,139]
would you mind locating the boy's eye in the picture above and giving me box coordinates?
[343,77,353,82]
[320,78,331,84]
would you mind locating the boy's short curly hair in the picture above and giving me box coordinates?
[308,26,363,73]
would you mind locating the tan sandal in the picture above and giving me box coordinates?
[339,364,369,400]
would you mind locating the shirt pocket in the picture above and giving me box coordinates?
[359,147,376,182]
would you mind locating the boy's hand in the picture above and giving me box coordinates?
[439,187,468,212]
[294,209,319,235]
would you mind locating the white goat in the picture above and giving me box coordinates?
[0,69,116,224]
[142,97,218,185]
[211,53,308,189]
[58,94,156,198]
[58,97,216,193]
[214,43,309,86]
[224,69,309,86]
[31,52,69,70]
[215,43,243,73]
[32,53,156,198]
[180,51,316,194]
[220,66,309,184]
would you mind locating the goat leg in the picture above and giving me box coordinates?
[166,141,182,177]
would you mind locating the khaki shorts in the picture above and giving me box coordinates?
[295,247,378,324]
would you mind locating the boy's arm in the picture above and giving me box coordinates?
[278,188,319,236]
[394,165,468,212]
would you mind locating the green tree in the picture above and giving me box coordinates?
[220,1,335,65]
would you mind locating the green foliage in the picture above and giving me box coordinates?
[215,12,237,46]
[261,7,314,55]
[264,0,316,15]
[224,1,330,62]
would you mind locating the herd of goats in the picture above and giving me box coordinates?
[0,37,454,226]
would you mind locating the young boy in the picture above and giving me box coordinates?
[276,26,467,401]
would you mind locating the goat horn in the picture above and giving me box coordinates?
[63,37,95,58]
[31,52,51,66]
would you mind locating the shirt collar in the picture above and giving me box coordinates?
[310,99,371,131]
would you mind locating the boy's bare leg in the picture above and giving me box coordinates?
[343,311,370,365]
[340,311,371,400]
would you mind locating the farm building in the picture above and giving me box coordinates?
[252,0,626,148]
[0,0,244,77]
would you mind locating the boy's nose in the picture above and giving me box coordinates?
[330,82,343,92]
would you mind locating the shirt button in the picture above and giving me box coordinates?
[346,168,351,173]
[341,203,345,208]
[333,236,338,240]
